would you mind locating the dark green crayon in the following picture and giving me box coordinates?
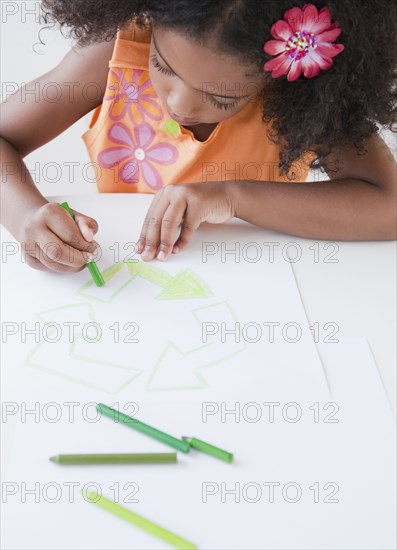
[182,436,234,463]
[97,403,191,453]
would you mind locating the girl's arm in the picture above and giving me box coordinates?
[0,38,115,271]
[230,133,397,240]
[137,132,396,261]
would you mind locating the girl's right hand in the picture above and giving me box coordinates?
[19,202,100,273]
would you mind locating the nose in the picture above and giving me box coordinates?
[167,85,200,119]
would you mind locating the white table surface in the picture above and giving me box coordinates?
[19,192,397,411]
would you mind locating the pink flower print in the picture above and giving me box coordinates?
[263,4,344,81]
[98,122,178,190]
[104,68,163,124]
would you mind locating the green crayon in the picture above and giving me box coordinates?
[182,436,233,463]
[97,403,191,453]
[59,201,105,287]
[84,492,197,549]
[50,453,177,465]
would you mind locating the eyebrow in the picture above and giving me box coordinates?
[152,34,251,100]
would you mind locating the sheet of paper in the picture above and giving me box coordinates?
[1,195,329,405]
[2,338,395,549]
[3,196,392,549]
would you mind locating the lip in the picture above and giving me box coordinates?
[168,110,201,125]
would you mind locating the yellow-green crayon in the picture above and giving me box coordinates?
[84,492,197,549]
[50,453,177,465]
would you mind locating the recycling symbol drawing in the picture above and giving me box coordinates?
[27,261,247,393]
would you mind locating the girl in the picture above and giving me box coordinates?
[1,0,396,271]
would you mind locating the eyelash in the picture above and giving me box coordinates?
[150,54,240,111]
[150,54,174,76]
[207,95,240,111]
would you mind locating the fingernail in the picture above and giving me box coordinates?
[173,245,180,254]
[157,251,166,261]
[82,226,93,241]
[87,253,95,262]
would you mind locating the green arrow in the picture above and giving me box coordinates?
[146,301,247,391]
[77,262,137,302]
[26,304,142,392]
[156,269,213,300]
[78,262,214,301]
[126,261,172,287]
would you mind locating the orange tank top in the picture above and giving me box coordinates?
[82,21,313,193]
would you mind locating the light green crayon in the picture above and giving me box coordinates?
[84,492,197,549]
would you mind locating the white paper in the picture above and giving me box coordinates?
[3,196,393,549]
[2,338,395,549]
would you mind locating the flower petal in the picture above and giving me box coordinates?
[271,55,293,78]
[316,42,344,59]
[270,20,293,41]
[141,161,164,190]
[98,147,132,169]
[264,52,289,72]
[128,106,144,126]
[146,143,178,164]
[120,160,140,183]
[109,100,127,121]
[302,3,318,32]
[311,7,332,34]
[264,39,287,56]
[301,54,321,78]
[139,97,164,121]
[284,7,303,32]
[108,123,135,147]
[134,124,155,149]
[309,50,333,71]
[131,68,144,85]
[317,27,342,43]
[287,61,303,81]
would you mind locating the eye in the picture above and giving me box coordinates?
[207,94,240,111]
[150,54,174,77]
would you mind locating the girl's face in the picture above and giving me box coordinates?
[149,26,264,126]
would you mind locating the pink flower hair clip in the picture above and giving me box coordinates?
[263,3,345,81]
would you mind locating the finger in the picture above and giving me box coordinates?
[24,253,85,273]
[173,212,201,253]
[46,204,99,254]
[29,227,93,268]
[139,196,172,262]
[136,194,163,255]
[24,253,51,272]
[73,210,99,241]
[156,202,187,261]
[44,218,98,267]
[37,243,88,272]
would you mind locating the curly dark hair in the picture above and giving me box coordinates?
[40,0,397,175]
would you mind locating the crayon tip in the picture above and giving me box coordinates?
[49,456,59,463]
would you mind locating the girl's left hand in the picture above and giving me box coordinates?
[137,182,235,261]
